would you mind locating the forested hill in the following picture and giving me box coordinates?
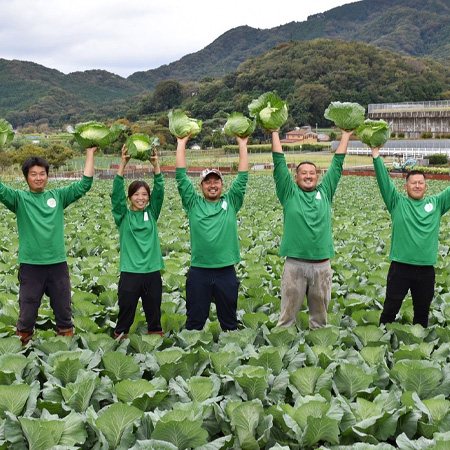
[0,59,142,127]
[129,0,450,89]
[2,0,450,128]
[180,39,450,129]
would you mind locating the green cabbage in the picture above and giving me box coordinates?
[324,102,365,131]
[68,121,127,148]
[224,112,256,137]
[248,92,288,130]
[0,119,14,148]
[357,119,391,147]
[126,134,160,161]
[168,111,202,138]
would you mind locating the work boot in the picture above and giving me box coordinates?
[16,330,34,346]
[56,327,74,337]
[148,330,164,337]
[114,331,127,341]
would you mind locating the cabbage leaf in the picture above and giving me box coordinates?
[357,119,391,147]
[324,102,365,130]
[248,92,288,130]
[68,121,127,148]
[168,111,202,138]
[0,119,14,148]
[126,134,159,161]
[224,112,256,137]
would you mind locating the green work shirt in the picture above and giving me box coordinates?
[176,168,248,268]
[273,152,345,260]
[111,174,165,273]
[374,156,450,265]
[0,175,93,265]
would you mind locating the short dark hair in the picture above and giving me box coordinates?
[406,170,426,181]
[296,161,317,172]
[22,157,50,179]
[128,180,150,199]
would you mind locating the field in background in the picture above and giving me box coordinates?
[65,152,376,172]
[0,175,450,448]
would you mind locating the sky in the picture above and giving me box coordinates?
[1,0,355,78]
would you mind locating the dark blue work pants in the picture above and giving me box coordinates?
[185,265,240,331]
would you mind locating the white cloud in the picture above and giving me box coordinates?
[0,0,355,77]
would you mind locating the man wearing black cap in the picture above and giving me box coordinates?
[175,135,248,331]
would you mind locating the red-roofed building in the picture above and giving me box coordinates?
[280,127,318,143]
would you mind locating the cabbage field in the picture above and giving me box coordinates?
[1,173,450,449]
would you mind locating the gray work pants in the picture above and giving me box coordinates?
[277,257,332,329]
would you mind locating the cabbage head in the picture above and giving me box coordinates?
[324,102,365,131]
[357,119,391,148]
[0,119,14,148]
[68,121,127,148]
[126,134,160,161]
[168,111,202,138]
[224,112,256,137]
[248,92,288,130]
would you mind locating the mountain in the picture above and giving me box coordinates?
[129,0,450,89]
[2,0,450,127]
[180,39,450,129]
[0,59,143,127]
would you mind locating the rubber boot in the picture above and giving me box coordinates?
[114,331,127,341]
[148,330,164,337]
[56,327,74,337]
[16,330,34,346]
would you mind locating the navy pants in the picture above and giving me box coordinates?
[380,261,435,328]
[116,271,162,334]
[185,265,240,331]
[17,262,72,332]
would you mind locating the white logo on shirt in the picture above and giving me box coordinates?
[143,211,149,221]
[47,198,56,208]
[315,192,322,200]
[424,203,433,213]
[222,201,228,211]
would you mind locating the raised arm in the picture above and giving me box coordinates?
[371,146,398,211]
[149,147,161,175]
[271,130,283,154]
[84,146,98,177]
[335,129,354,154]
[117,145,130,177]
[176,135,190,168]
[235,135,249,171]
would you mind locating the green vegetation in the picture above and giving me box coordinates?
[428,154,448,165]
[68,121,128,149]
[223,112,256,138]
[248,92,289,130]
[126,134,159,161]
[324,102,365,131]
[357,119,392,148]
[0,175,450,447]
[0,119,14,148]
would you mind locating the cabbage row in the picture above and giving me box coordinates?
[0,175,450,449]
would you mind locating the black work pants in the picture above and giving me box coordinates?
[185,265,240,331]
[380,261,435,328]
[17,262,72,332]
[115,271,162,334]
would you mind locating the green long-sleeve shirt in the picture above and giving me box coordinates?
[273,152,345,260]
[374,156,450,265]
[176,168,248,268]
[0,175,93,264]
[111,174,164,273]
